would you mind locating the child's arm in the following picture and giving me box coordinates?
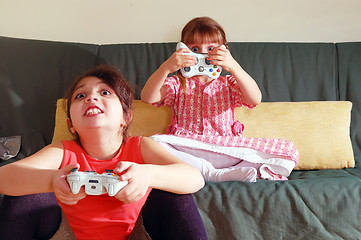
[141,48,197,104]
[0,142,64,196]
[113,137,204,203]
[209,46,262,107]
[139,137,204,193]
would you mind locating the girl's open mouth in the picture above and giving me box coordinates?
[85,107,103,116]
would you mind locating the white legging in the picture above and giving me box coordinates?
[159,142,261,182]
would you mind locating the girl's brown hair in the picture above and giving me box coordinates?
[64,65,134,141]
[181,16,228,47]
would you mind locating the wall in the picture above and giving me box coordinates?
[1,0,361,44]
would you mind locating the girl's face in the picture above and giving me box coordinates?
[68,76,125,136]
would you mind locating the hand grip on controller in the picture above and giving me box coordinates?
[67,168,128,196]
[176,42,223,79]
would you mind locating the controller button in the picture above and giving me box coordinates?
[184,67,191,72]
[213,72,217,76]
[213,65,217,68]
[205,59,211,65]
[199,66,204,72]
[209,69,213,72]
[217,69,221,72]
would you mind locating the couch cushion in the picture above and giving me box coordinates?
[235,101,354,169]
[53,99,354,170]
[193,174,361,239]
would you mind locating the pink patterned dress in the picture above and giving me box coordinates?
[152,75,299,179]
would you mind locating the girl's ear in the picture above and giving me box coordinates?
[67,118,76,134]
[122,110,133,129]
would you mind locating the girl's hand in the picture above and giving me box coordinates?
[113,161,151,203]
[52,164,86,205]
[142,46,197,103]
[209,45,262,106]
[208,45,239,73]
[163,48,198,74]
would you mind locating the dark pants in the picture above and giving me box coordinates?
[0,193,62,240]
[142,189,208,240]
[0,190,208,240]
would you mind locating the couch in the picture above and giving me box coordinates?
[0,36,360,239]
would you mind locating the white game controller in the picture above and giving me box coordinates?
[67,168,128,196]
[176,42,223,79]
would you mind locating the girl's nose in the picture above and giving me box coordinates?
[85,94,98,102]
[201,47,211,54]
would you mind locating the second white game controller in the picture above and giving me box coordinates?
[67,168,128,196]
[176,42,223,79]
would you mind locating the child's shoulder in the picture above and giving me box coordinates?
[125,136,142,144]
[163,75,182,90]
[165,75,181,83]
[60,140,80,151]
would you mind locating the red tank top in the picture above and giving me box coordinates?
[58,136,151,240]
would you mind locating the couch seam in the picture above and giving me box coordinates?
[334,43,340,101]
[95,44,101,67]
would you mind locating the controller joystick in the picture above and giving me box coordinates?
[67,168,128,196]
[176,42,223,79]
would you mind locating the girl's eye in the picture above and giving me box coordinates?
[75,93,86,99]
[208,47,214,52]
[101,90,111,96]
[191,47,199,52]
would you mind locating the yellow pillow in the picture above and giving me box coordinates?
[53,99,354,170]
[52,99,74,143]
[234,101,354,170]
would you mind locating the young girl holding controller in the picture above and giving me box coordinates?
[142,16,299,182]
[0,65,207,240]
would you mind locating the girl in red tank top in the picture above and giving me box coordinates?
[0,65,205,240]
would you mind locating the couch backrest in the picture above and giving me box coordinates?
[96,42,339,102]
[0,36,359,168]
[229,43,338,102]
[0,36,98,160]
[337,42,361,168]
